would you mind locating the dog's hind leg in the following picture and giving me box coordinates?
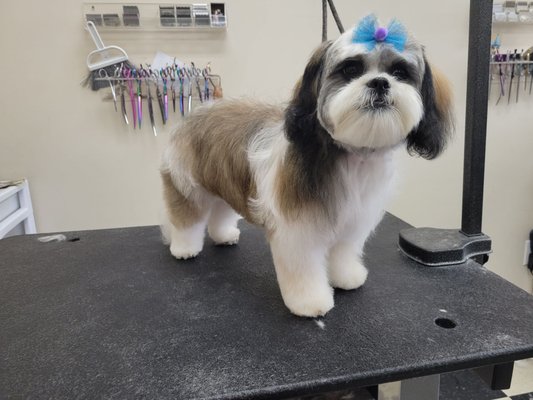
[161,171,212,259]
[207,200,241,245]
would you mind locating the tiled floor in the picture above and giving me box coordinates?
[291,358,533,400]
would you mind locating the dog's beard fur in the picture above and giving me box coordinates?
[160,19,454,318]
[323,75,423,150]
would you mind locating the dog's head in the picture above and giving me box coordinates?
[285,15,453,159]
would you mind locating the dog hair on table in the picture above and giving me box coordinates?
[160,16,453,317]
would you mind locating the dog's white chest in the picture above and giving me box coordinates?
[335,151,396,237]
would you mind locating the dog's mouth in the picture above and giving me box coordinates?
[361,97,393,111]
[356,90,395,111]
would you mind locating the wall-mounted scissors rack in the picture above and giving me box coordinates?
[489,57,533,104]
[90,62,222,136]
[83,2,227,31]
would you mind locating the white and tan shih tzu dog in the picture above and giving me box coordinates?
[161,15,453,317]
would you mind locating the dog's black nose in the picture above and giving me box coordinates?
[366,78,390,96]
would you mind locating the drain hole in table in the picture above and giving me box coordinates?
[435,317,456,329]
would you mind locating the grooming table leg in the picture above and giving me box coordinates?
[474,362,514,390]
[378,374,440,400]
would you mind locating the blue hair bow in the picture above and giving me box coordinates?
[352,14,407,52]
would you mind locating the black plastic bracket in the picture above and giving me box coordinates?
[399,228,491,266]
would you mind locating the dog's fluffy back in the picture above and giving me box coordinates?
[161,99,284,223]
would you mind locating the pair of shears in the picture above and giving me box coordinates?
[161,69,169,122]
[98,69,117,112]
[146,69,157,136]
[494,53,506,105]
[123,67,137,128]
[114,65,128,125]
[169,66,176,113]
[178,70,185,116]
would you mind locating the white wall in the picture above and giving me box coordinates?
[0,0,531,292]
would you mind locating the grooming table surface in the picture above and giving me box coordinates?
[1,214,533,399]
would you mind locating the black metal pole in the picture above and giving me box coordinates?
[461,0,493,236]
[322,0,327,42]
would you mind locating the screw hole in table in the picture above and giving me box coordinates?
[435,317,457,329]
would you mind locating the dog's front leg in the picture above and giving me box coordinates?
[269,230,334,317]
[327,240,368,290]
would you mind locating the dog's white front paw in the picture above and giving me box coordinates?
[209,227,240,246]
[281,284,334,317]
[170,242,203,259]
[329,257,368,290]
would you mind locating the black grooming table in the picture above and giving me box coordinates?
[1,214,533,399]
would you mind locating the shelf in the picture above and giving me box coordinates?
[83,2,227,32]
[493,20,533,25]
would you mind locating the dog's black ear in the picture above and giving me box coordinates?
[406,57,454,159]
[285,41,332,141]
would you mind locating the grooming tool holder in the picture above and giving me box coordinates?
[90,63,222,134]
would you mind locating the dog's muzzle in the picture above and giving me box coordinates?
[364,78,392,110]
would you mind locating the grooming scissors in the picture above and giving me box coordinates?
[136,67,146,129]
[524,52,529,91]
[178,68,185,116]
[516,51,522,103]
[170,65,176,113]
[124,67,137,128]
[99,69,117,112]
[191,63,203,103]
[508,50,516,104]
[146,70,157,136]
[116,66,128,124]
[153,70,166,124]
[495,53,506,105]
[182,68,193,113]
[203,68,210,101]
[161,69,169,122]
[524,52,533,94]
[204,64,212,101]
[529,54,533,95]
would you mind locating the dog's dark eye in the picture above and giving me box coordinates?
[341,60,365,80]
[391,65,410,81]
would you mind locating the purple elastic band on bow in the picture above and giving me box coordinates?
[374,27,388,42]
